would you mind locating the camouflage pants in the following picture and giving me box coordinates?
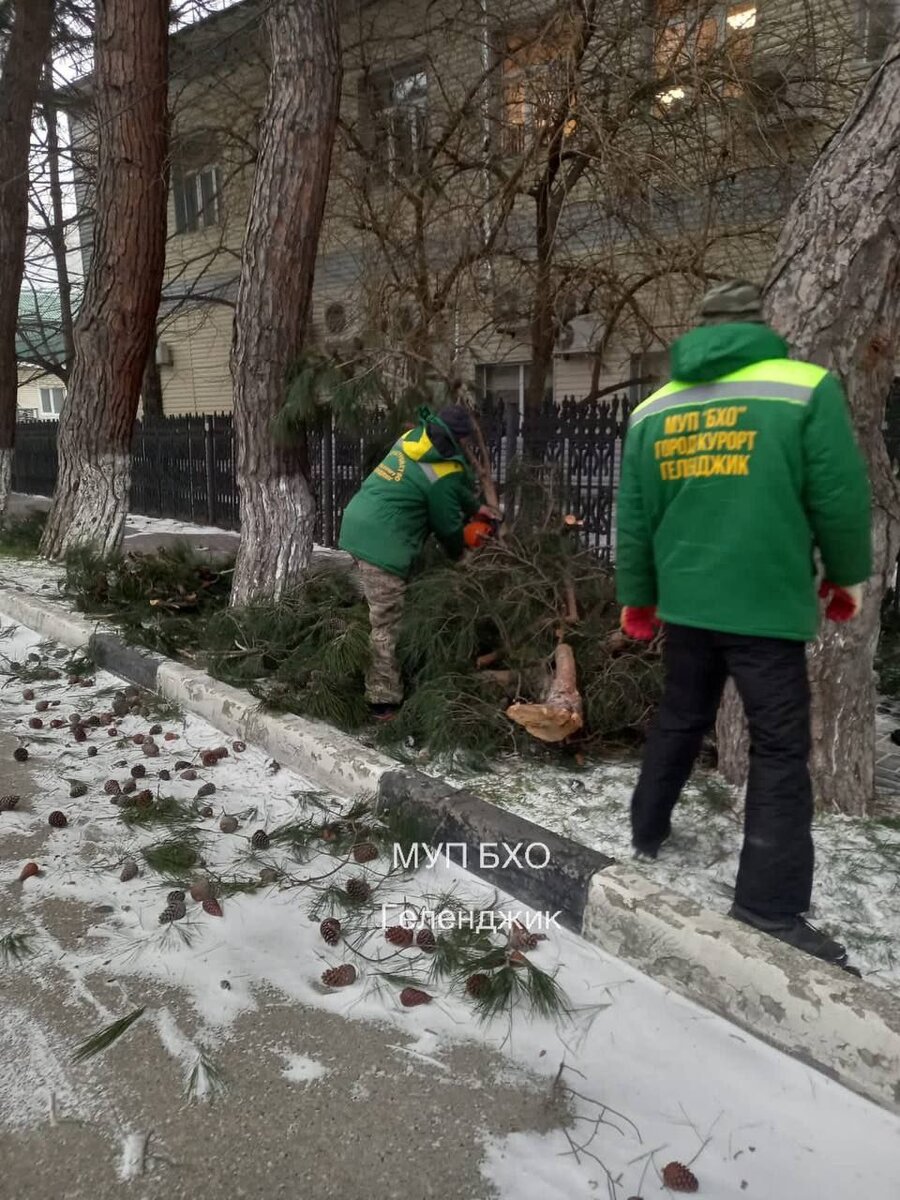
[355,560,407,705]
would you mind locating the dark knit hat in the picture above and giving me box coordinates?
[437,404,475,441]
[699,280,765,325]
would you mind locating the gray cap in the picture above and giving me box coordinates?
[699,280,765,325]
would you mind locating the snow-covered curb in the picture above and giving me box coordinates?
[1,580,899,1114]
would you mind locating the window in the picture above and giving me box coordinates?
[653,2,757,111]
[173,165,221,234]
[364,64,428,179]
[499,26,576,155]
[39,386,65,416]
[862,0,899,61]
[629,349,670,402]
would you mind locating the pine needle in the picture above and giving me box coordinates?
[0,932,35,965]
[184,1050,226,1103]
[142,835,201,874]
[72,1007,146,1063]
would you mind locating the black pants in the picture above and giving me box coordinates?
[631,624,814,918]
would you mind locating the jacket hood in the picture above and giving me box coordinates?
[401,409,470,465]
[669,323,789,383]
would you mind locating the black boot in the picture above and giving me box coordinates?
[632,832,669,861]
[729,903,848,967]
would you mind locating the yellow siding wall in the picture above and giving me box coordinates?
[158,303,234,415]
[16,368,65,420]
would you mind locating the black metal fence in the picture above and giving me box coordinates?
[10,396,633,560]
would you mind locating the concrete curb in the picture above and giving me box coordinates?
[583,865,900,1113]
[0,581,898,1112]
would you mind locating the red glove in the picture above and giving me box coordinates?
[818,581,863,621]
[620,606,660,641]
[464,517,495,549]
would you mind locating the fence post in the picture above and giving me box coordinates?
[321,416,334,546]
[204,416,216,527]
[503,396,520,480]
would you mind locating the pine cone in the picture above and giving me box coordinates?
[104,779,121,796]
[0,795,21,812]
[34,699,49,712]
[142,741,159,758]
[466,973,490,999]
[320,822,343,842]
[121,778,137,795]
[181,769,198,781]
[174,760,192,771]
[189,878,214,903]
[48,811,68,828]
[120,860,139,882]
[132,733,145,745]
[164,732,178,741]
[511,922,540,951]
[251,829,270,850]
[13,747,28,762]
[69,781,87,798]
[322,964,356,987]
[259,867,279,884]
[28,717,43,729]
[19,861,39,881]
[415,928,437,952]
[130,764,146,779]
[197,782,216,798]
[135,790,153,808]
[73,727,87,743]
[211,746,229,760]
[352,841,378,864]
[159,770,172,782]
[220,815,238,833]
[148,724,163,736]
[400,987,432,1008]
[385,926,414,948]
[167,889,186,904]
[87,746,98,758]
[662,1163,698,1194]
[232,740,246,753]
[159,899,187,924]
[345,877,371,904]
[320,917,342,945]
[200,750,219,768]
[200,805,214,818]
[51,719,65,729]
[202,898,223,917]
[22,689,35,701]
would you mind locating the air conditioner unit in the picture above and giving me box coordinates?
[746,57,822,126]
[493,286,529,336]
[554,314,604,356]
[155,341,173,367]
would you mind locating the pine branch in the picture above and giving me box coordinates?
[72,1007,146,1063]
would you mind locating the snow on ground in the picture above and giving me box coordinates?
[0,617,899,1199]
[429,755,900,988]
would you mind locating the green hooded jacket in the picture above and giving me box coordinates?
[616,323,872,642]
[338,409,479,578]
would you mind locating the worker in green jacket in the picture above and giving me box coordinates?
[339,404,487,719]
[616,280,872,969]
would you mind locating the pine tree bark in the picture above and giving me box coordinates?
[40,0,168,559]
[229,0,341,606]
[0,0,55,517]
[717,44,900,815]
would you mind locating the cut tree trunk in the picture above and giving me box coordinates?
[717,43,900,816]
[0,0,55,518]
[506,642,584,742]
[40,0,169,560]
[229,0,341,607]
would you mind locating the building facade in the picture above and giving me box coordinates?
[66,0,896,416]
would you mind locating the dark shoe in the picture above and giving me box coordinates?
[729,903,848,967]
[632,833,669,861]
[369,702,401,723]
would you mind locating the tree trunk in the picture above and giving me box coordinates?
[42,68,76,376]
[0,0,55,517]
[229,0,341,606]
[141,333,164,420]
[717,44,900,815]
[40,0,168,559]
